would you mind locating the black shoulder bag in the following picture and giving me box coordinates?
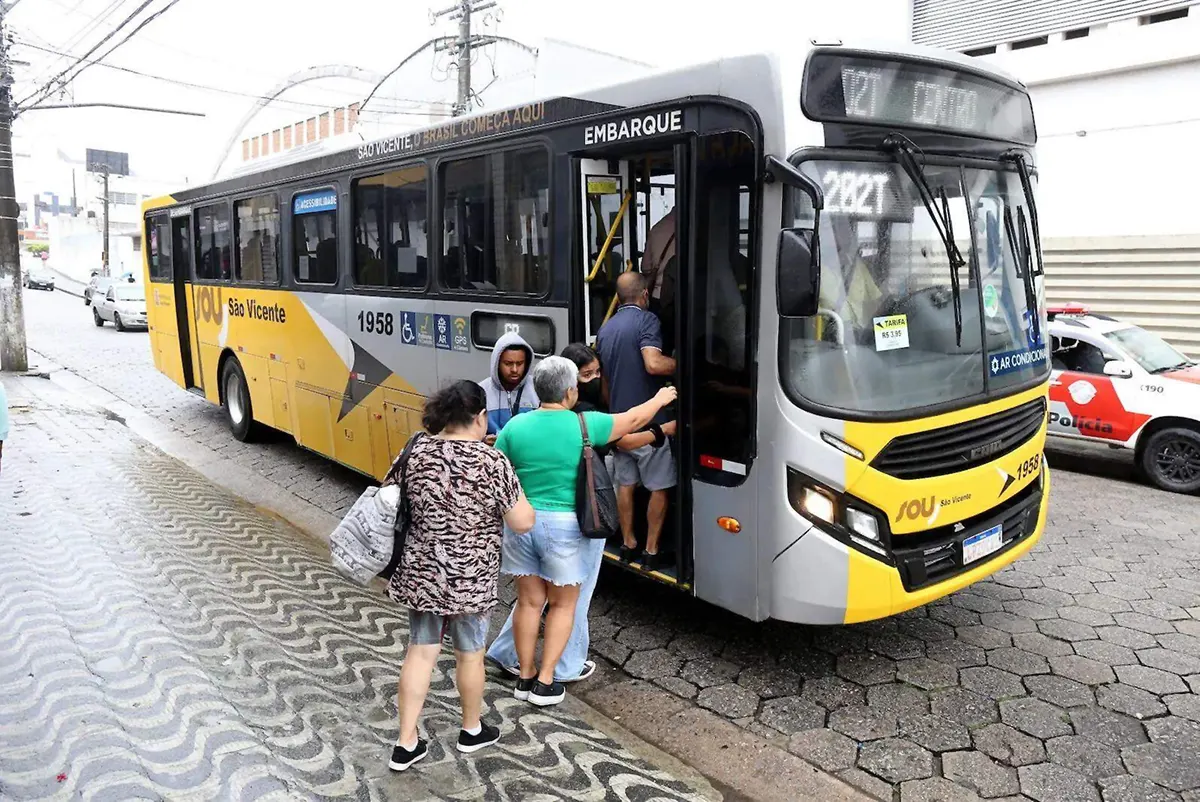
[380,432,426,580]
[575,414,618,539]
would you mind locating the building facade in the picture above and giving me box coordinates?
[914,1,1200,354]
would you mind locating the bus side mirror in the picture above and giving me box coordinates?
[778,227,820,318]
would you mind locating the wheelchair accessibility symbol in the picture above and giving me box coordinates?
[400,311,417,345]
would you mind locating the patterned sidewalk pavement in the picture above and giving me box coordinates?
[0,375,714,802]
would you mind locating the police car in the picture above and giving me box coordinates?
[1048,304,1200,494]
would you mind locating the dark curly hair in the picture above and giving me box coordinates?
[421,380,487,434]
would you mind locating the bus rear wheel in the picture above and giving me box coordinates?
[221,358,257,443]
[1140,426,1200,494]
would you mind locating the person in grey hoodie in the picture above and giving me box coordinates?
[478,331,539,440]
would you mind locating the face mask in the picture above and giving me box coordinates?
[578,378,602,404]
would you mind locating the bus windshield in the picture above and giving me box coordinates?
[781,158,1048,415]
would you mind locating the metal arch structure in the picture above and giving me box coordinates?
[210,64,386,180]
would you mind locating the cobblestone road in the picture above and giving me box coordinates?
[0,375,712,801]
[22,289,1200,801]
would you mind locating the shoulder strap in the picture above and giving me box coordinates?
[576,413,601,531]
[510,382,526,418]
[384,431,423,485]
[576,412,592,447]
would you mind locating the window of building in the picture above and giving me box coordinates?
[194,202,231,281]
[292,189,339,285]
[963,45,997,56]
[352,165,428,289]
[147,217,172,282]
[1064,27,1089,40]
[1142,7,1188,24]
[440,148,549,294]
[234,194,281,284]
[1011,35,1049,50]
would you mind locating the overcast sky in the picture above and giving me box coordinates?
[8,0,912,201]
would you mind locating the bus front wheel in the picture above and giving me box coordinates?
[221,358,258,443]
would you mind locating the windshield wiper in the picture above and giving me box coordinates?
[884,135,967,346]
[1150,360,1194,374]
[1003,205,1041,347]
[1001,150,1044,278]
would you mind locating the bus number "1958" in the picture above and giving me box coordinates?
[358,310,394,336]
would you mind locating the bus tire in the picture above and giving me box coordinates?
[220,358,257,443]
[1140,426,1200,494]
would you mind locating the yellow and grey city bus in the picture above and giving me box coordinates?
[142,40,1050,624]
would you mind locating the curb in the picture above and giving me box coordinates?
[31,350,343,545]
[575,673,872,802]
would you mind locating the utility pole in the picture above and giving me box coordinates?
[100,167,109,276]
[432,0,497,117]
[0,0,27,372]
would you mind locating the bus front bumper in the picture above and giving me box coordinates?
[770,467,1049,625]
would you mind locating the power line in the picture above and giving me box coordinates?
[16,0,157,109]
[12,38,450,118]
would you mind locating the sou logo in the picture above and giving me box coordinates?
[195,285,224,325]
[895,496,936,523]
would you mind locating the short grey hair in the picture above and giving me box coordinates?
[532,355,578,404]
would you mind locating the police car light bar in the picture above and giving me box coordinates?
[1047,303,1089,319]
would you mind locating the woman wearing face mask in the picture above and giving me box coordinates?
[485,344,675,684]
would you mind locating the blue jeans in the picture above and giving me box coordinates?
[489,528,605,681]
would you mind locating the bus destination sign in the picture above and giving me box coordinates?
[802,53,1036,145]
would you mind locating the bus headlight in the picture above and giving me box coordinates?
[846,508,880,542]
[799,487,836,525]
[787,468,890,560]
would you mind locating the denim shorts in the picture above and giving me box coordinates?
[501,510,590,587]
[407,609,491,653]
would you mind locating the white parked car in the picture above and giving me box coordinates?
[1048,304,1200,494]
[93,282,147,331]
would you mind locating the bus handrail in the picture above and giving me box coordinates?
[586,191,632,283]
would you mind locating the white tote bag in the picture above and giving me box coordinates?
[329,484,402,585]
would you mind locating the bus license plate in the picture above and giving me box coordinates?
[962,525,1003,565]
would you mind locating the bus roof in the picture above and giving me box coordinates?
[153,41,1031,209]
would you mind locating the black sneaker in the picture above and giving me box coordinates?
[389,738,428,771]
[641,551,662,573]
[514,676,537,701]
[457,721,501,754]
[619,544,639,564]
[529,680,566,707]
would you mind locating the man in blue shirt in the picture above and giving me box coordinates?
[596,272,676,571]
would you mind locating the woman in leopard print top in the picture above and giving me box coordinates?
[385,380,535,770]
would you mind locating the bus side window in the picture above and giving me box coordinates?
[194,202,231,282]
[293,189,339,285]
[352,164,428,290]
[439,148,549,295]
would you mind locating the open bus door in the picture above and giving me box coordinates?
[577,148,694,587]
[578,158,635,345]
[169,211,201,392]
